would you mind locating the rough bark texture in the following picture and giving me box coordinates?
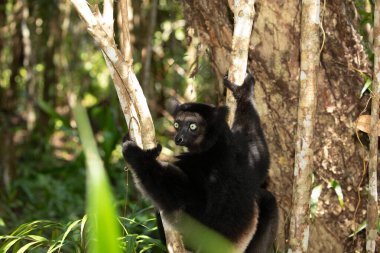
[287,0,320,252]
[367,1,379,252]
[183,1,372,252]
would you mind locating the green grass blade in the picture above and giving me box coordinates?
[71,95,122,253]
[16,241,43,253]
[80,215,88,248]
[0,237,22,252]
[56,219,81,253]
[329,180,344,207]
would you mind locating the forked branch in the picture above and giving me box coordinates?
[70,1,186,252]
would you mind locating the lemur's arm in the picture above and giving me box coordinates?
[122,141,190,211]
[224,73,269,185]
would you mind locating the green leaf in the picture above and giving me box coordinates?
[25,235,48,242]
[125,235,136,253]
[0,218,6,227]
[0,237,22,252]
[16,241,42,253]
[349,221,367,237]
[71,95,122,253]
[55,219,81,252]
[310,184,323,218]
[360,78,372,98]
[329,180,345,207]
[80,215,88,247]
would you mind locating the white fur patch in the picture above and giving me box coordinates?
[234,201,259,252]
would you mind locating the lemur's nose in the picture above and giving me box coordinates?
[175,136,184,145]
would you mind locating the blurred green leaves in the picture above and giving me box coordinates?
[71,95,122,253]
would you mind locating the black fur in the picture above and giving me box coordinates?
[122,73,278,252]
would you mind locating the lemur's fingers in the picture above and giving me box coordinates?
[223,75,238,92]
[145,144,162,158]
[122,133,131,143]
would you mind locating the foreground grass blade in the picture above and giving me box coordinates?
[71,95,122,253]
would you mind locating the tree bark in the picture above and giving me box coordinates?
[287,0,320,252]
[226,0,255,125]
[184,1,371,252]
[0,0,23,190]
[141,0,158,100]
[366,1,379,252]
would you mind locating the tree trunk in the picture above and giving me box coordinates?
[184,1,371,252]
[225,0,255,126]
[366,1,380,252]
[287,0,320,252]
[0,0,23,190]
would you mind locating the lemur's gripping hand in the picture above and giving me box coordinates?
[224,72,255,101]
[122,135,162,167]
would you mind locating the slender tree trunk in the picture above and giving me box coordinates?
[225,0,255,125]
[366,2,379,252]
[0,0,23,190]
[141,0,158,100]
[21,0,36,131]
[287,0,320,252]
[183,35,200,102]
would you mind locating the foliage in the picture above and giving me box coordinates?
[355,0,374,62]
[0,213,165,252]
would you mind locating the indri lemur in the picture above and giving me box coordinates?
[122,73,278,253]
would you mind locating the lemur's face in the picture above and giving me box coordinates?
[173,111,207,151]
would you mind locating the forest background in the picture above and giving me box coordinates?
[0,0,379,252]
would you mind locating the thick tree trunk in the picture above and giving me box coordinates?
[184,1,371,252]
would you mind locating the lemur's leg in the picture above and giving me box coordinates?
[224,73,270,185]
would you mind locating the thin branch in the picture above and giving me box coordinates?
[71,0,97,26]
[120,0,132,63]
[102,0,114,36]
[142,0,158,97]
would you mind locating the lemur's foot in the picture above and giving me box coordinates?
[224,72,255,100]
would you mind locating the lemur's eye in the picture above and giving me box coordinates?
[189,123,197,131]
[174,122,179,129]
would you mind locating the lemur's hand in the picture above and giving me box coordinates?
[224,72,255,101]
[122,135,162,165]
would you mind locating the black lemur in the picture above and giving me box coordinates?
[122,73,278,253]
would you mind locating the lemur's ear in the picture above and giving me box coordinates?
[166,98,181,116]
